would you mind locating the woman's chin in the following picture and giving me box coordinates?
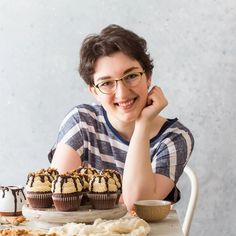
[118,112,140,123]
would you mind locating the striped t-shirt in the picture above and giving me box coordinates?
[49,104,194,201]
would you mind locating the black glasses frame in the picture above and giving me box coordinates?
[94,71,145,94]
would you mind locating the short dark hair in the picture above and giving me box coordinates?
[79,24,154,86]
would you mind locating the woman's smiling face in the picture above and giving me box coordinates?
[89,52,151,125]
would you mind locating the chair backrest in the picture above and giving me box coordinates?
[182,165,199,236]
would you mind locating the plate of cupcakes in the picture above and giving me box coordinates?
[22,167,127,228]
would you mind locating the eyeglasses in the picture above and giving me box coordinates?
[94,71,145,94]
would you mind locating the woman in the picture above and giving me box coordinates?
[49,24,194,211]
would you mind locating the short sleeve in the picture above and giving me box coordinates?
[48,107,84,163]
[151,129,194,183]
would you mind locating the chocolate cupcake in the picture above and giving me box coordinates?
[52,174,83,211]
[100,169,122,204]
[87,174,118,210]
[25,172,53,208]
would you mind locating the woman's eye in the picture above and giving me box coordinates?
[125,73,138,80]
[100,81,114,87]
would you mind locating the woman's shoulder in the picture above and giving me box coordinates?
[167,119,194,138]
[68,103,104,117]
[162,118,195,150]
[65,103,106,125]
[151,117,194,146]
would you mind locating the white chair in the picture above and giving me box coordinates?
[182,165,199,236]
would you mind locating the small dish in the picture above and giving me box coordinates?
[134,200,171,222]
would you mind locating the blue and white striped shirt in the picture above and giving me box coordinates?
[49,104,194,187]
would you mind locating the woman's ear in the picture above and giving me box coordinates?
[147,75,152,89]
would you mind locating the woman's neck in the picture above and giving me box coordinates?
[106,114,167,142]
[107,115,135,141]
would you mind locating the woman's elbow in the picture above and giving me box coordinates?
[122,191,141,212]
[124,199,135,212]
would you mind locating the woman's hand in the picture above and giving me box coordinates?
[137,86,168,123]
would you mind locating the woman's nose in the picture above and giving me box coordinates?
[115,80,130,97]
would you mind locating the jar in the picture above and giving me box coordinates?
[0,186,26,216]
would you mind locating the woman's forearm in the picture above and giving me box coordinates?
[122,123,157,210]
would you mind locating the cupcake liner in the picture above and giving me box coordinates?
[52,192,82,211]
[26,192,53,208]
[87,193,117,210]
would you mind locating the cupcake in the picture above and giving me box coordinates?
[43,167,59,180]
[52,174,83,211]
[87,174,118,209]
[25,172,53,208]
[100,169,122,204]
[75,166,99,180]
[71,171,90,205]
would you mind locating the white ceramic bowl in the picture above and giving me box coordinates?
[134,200,171,222]
[0,186,26,216]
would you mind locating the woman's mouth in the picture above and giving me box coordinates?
[115,98,137,109]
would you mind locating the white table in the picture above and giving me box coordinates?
[149,210,183,236]
[0,209,183,235]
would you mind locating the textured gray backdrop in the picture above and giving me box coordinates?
[0,1,235,235]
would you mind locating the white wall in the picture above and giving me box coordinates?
[0,1,235,235]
